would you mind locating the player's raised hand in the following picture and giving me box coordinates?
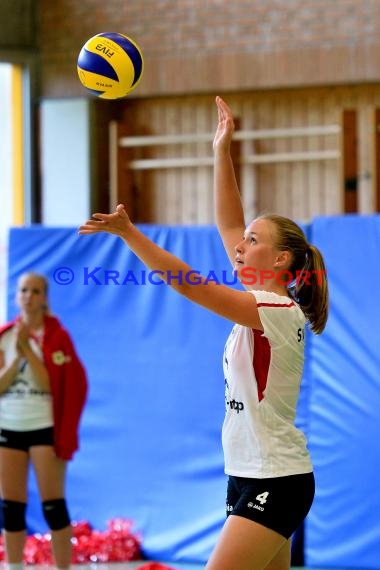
[213,96,235,153]
[78,204,132,237]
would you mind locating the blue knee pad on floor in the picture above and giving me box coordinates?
[42,498,71,530]
[2,499,27,532]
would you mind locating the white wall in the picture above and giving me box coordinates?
[0,64,13,323]
[1,95,93,321]
[40,98,91,226]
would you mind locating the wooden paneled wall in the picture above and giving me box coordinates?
[0,0,35,49]
[108,85,380,224]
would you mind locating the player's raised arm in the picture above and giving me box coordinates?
[213,96,246,266]
[78,204,263,330]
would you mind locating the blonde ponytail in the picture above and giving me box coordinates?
[259,214,329,334]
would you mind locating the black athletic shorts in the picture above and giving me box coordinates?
[226,471,315,539]
[0,427,54,452]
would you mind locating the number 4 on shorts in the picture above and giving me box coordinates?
[256,491,269,505]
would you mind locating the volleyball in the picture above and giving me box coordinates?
[77,32,144,99]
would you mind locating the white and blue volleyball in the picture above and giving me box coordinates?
[77,32,144,99]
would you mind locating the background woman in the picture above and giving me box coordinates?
[0,272,87,570]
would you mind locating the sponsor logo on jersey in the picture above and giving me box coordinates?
[226,398,244,413]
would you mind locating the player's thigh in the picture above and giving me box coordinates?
[264,539,291,570]
[0,447,29,500]
[30,445,67,500]
[206,514,287,570]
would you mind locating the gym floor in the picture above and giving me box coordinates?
[0,562,356,569]
[0,535,352,570]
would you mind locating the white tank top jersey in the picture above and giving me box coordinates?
[0,327,53,431]
[222,290,313,478]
